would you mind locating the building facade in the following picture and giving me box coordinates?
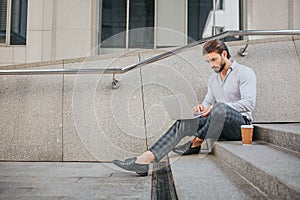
[0,0,299,66]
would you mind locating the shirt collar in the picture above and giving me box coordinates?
[226,60,237,76]
[226,60,235,75]
[230,60,237,70]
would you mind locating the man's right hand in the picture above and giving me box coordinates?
[193,104,213,117]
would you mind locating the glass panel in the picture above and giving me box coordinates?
[10,0,28,45]
[188,0,213,43]
[128,0,154,48]
[188,0,241,42]
[213,0,240,41]
[0,0,7,43]
[100,0,126,48]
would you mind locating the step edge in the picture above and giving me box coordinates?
[254,125,300,153]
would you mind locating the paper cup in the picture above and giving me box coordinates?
[241,125,253,146]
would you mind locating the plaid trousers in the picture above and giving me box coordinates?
[150,102,251,161]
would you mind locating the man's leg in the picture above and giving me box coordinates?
[112,117,201,176]
[196,102,247,141]
[171,102,247,155]
[111,103,245,175]
[149,117,204,161]
[171,118,207,155]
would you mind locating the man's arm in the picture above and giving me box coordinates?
[201,87,215,109]
[226,67,256,113]
[193,87,215,117]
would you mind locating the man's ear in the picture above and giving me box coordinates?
[222,50,227,58]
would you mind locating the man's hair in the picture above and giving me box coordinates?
[202,39,231,59]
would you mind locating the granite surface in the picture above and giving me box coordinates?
[0,64,63,161]
[214,141,300,199]
[169,154,267,200]
[63,55,147,161]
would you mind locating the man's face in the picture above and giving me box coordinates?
[204,51,226,73]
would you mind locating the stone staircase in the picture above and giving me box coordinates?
[168,124,300,199]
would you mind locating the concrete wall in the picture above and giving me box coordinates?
[54,0,94,60]
[156,0,186,46]
[0,0,55,65]
[0,0,94,66]
[0,37,300,161]
[245,0,300,39]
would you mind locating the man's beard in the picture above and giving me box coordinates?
[215,61,226,73]
[218,62,226,73]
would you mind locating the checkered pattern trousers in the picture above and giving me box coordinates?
[150,102,251,161]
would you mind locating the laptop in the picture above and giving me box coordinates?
[162,93,203,120]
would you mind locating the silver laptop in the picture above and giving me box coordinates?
[162,94,203,120]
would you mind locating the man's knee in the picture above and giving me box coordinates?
[211,102,227,116]
[175,118,199,136]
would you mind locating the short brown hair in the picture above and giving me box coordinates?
[202,39,231,59]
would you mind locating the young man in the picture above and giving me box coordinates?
[113,39,256,176]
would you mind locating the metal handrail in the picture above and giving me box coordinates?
[1,30,300,76]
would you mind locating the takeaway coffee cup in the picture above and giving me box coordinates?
[241,125,253,145]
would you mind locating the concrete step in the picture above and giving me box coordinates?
[168,153,268,200]
[214,141,300,200]
[254,123,300,153]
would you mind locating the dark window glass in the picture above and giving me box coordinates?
[0,0,7,43]
[188,0,212,43]
[100,0,126,48]
[10,0,27,45]
[129,0,154,48]
[218,0,224,10]
[100,0,154,48]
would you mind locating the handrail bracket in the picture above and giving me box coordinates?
[239,38,249,57]
[112,74,120,89]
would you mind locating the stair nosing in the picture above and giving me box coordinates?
[254,124,300,153]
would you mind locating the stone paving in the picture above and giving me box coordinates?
[0,162,152,200]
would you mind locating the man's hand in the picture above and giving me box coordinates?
[193,104,213,117]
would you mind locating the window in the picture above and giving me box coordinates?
[0,0,28,45]
[100,0,126,48]
[97,0,242,53]
[99,0,154,49]
[128,0,154,48]
[188,0,213,43]
[0,0,7,43]
[188,0,241,42]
